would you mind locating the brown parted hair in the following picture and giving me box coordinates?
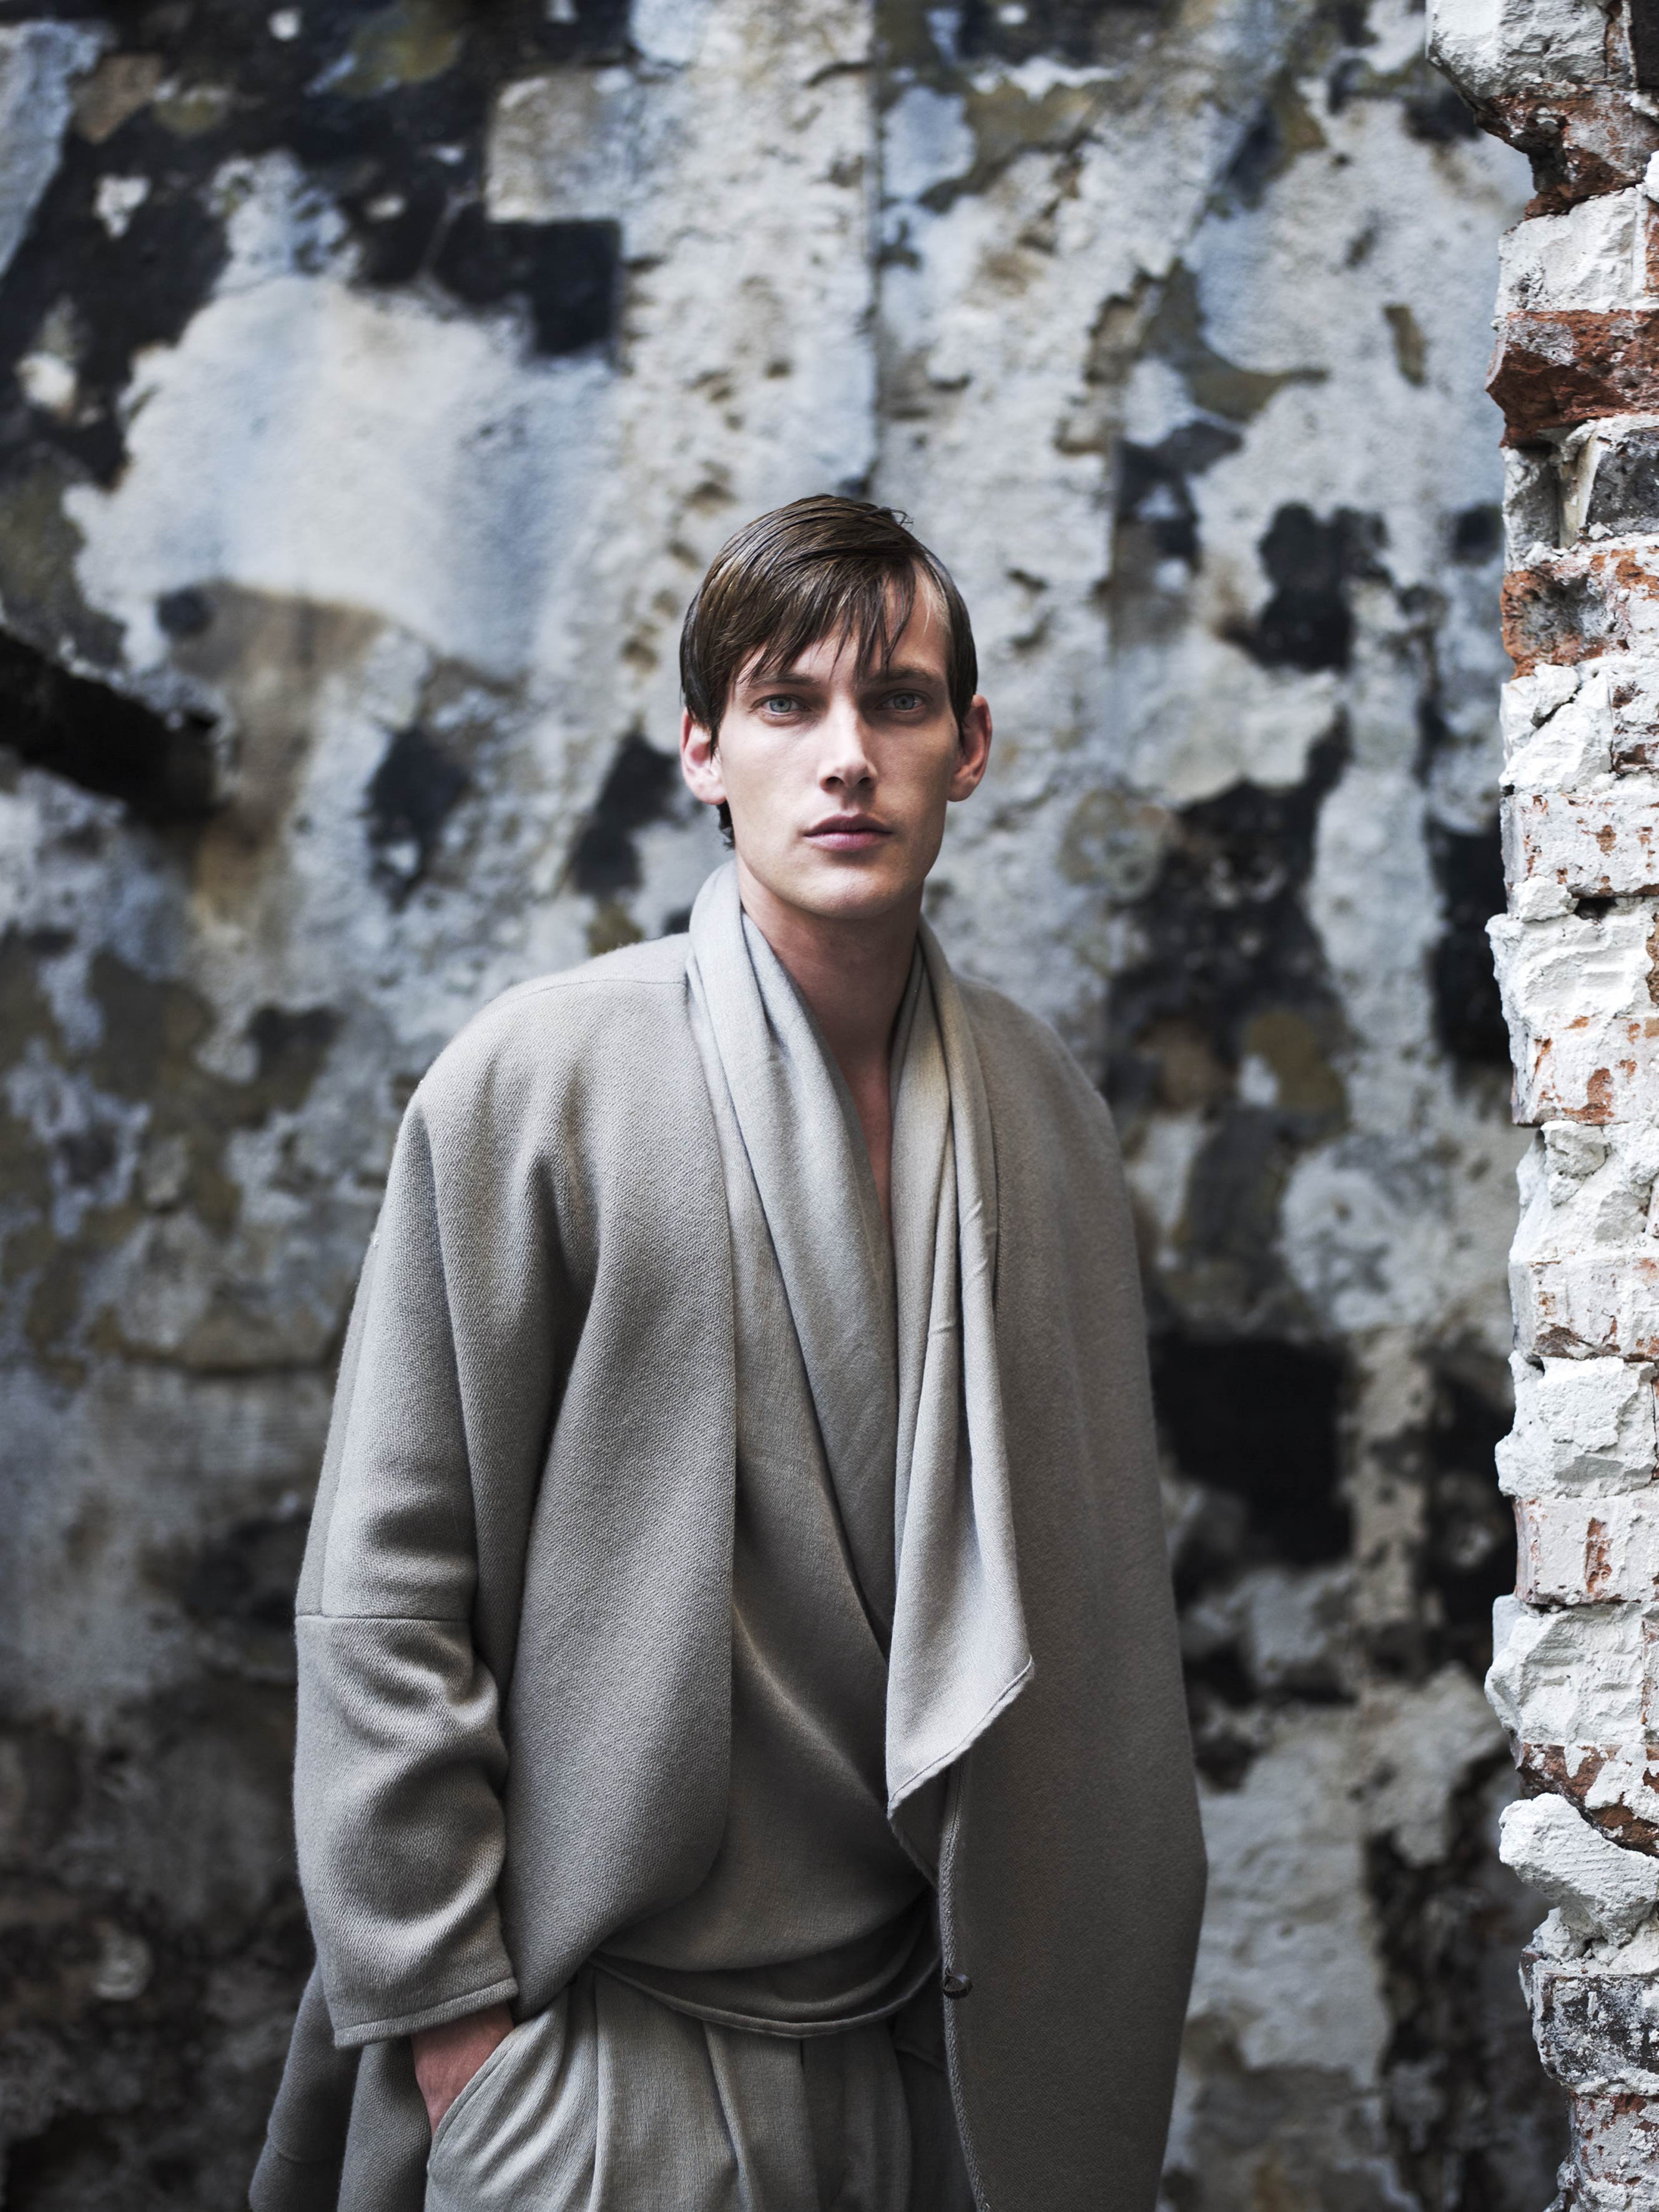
[679,495,978,839]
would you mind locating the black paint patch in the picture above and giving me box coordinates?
[180,1512,308,1638]
[56,1125,117,1187]
[1219,78,1326,211]
[0,626,218,823]
[568,732,680,898]
[365,724,469,898]
[1450,504,1502,564]
[0,152,229,484]
[1426,819,1510,1069]
[955,0,1167,67]
[1229,504,1387,674]
[247,1003,342,1107]
[155,587,214,639]
[431,209,620,356]
[1630,0,1659,94]
[1106,734,1351,1331]
[1108,727,1349,1104]
[1402,78,1482,142]
[1422,1365,1514,1676]
[1155,1334,1351,1570]
[1116,420,1242,569]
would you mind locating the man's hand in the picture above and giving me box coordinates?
[411,2002,514,2135]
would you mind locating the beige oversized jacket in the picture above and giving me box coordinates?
[250,931,1205,2212]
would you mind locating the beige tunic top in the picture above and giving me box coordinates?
[596,948,935,2032]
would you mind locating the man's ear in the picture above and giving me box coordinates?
[948,694,993,802]
[680,707,726,809]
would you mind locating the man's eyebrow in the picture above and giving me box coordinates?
[739,666,824,689]
[738,660,945,691]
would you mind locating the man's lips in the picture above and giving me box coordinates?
[805,817,892,850]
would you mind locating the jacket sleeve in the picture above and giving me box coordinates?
[293,1061,564,2048]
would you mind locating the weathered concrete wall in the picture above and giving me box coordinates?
[0,1,1550,2205]
[1426,0,1659,2203]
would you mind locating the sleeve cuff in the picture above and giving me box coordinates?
[332,1973,520,2050]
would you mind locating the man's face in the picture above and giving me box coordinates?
[679,592,992,925]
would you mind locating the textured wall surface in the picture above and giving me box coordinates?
[0,1,1553,2205]
[1427,0,1659,2204]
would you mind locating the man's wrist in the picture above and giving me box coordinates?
[411,2001,514,2134]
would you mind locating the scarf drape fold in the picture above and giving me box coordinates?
[687,865,1032,1821]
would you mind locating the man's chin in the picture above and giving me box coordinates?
[737,847,927,927]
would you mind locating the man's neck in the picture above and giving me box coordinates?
[733,858,919,1090]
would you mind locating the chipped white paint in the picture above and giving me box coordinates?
[1495,192,1655,317]
[1428,0,1613,104]
[1489,910,1659,1125]
[1487,1594,1650,1745]
[66,273,619,684]
[1515,1490,1659,1603]
[1498,1353,1659,1495]
[1500,1794,1659,1943]
[1510,1124,1659,1359]
[1503,778,1659,903]
[1560,1741,1659,1835]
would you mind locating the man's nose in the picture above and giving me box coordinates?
[819,700,875,790]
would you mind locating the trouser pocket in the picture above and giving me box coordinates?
[424,1990,592,2212]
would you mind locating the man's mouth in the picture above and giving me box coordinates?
[804,815,892,850]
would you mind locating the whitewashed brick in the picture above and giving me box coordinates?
[1487,1594,1650,1746]
[1496,192,1652,318]
[1489,908,1659,1126]
[1499,1353,1659,1496]
[1428,0,1616,104]
[1517,1493,1659,1604]
[1501,1793,1659,1941]
[1503,779,1659,903]
[1609,660,1659,771]
[1502,664,1615,793]
[1511,1136,1659,1360]
[1505,546,1659,676]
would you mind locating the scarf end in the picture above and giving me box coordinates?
[885,1653,1035,1822]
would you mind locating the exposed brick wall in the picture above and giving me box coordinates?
[1430,0,1659,2198]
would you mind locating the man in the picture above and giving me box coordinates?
[252,496,1203,2212]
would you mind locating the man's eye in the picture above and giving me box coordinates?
[760,695,802,714]
[887,692,925,711]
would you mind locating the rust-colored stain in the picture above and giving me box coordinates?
[1586,1516,1613,1596]
[1488,310,1659,442]
[1485,89,1659,217]
[1517,1740,1659,1856]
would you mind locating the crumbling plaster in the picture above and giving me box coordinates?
[0,1,1555,2205]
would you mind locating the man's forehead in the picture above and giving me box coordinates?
[738,601,948,687]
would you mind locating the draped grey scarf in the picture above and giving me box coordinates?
[686,865,1032,1828]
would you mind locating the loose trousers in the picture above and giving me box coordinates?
[423,1970,975,2212]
